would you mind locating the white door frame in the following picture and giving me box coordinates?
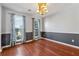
[32,18,41,40]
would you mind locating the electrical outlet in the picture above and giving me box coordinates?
[72,39,74,42]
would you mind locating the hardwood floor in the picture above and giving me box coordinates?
[0,39,79,56]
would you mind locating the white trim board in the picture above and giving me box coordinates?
[25,39,34,43]
[43,38,79,49]
[2,45,11,49]
[43,31,79,34]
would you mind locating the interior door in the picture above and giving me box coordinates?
[33,18,40,40]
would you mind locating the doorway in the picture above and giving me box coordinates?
[11,14,25,46]
[32,18,41,40]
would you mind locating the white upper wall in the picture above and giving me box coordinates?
[25,14,33,32]
[1,6,43,34]
[1,6,33,34]
[44,4,79,34]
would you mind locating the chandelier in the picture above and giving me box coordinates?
[37,3,48,15]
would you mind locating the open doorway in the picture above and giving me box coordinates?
[32,18,41,40]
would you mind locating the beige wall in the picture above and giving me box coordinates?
[0,5,2,51]
[43,4,79,34]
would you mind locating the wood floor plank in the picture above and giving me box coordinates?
[0,39,79,56]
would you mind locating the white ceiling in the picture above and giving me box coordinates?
[1,3,71,17]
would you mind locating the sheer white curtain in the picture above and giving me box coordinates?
[11,14,26,46]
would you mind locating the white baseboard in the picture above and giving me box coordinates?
[43,38,79,49]
[25,40,34,43]
[15,42,23,45]
[2,45,11,49]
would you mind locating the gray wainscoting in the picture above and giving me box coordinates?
[1,32,33,46]
[41,32,79,46]
[1,34,10,46]
[26,32,33,40]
